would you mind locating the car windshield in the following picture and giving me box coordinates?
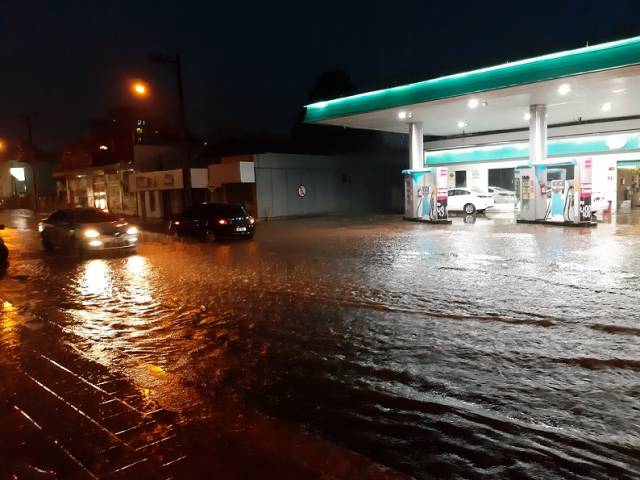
[69,209,116,223]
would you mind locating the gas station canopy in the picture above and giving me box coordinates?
[304,36,640,137]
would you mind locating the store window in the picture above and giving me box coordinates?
[488,168,516,191]
[93,175,108,210]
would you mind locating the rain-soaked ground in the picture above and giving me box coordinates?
[1,208,640,479]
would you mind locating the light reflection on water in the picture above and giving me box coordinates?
[80,259,111,296]
[67,255,159,368]
[0,300,19,348]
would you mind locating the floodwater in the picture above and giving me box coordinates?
[2,209,640,479]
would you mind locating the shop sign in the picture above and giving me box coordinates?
[130,169,183,192]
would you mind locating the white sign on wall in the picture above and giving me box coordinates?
[190,168,209,189]
[208,161,255,186]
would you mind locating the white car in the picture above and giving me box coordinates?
[488,186,517,204]
[447,188,495,214]
[590,192,609,216]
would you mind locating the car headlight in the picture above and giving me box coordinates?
[38,223,44,232]
[84,229,100,238]
[126,226,138,235]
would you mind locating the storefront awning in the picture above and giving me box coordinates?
[304,36,640,137]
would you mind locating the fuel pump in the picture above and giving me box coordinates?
[403,168,451,224]
[576,158,593,222]
[546,168,567,222]
[547,179,570,222]
[516,159,594,226]
[515,165,547,222]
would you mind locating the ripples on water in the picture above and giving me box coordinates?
[3,217,640,479]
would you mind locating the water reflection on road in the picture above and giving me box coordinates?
[2,212,640,479]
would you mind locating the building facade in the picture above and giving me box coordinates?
[208,152,373,220]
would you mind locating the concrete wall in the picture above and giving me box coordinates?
[134,145,182,171]
[254,153,352,219]
[137,191,164,219]
[209,162,255,186]
[0,166,13,199]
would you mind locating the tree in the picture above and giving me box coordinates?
[293,69,383,154]
[307,69,356,103]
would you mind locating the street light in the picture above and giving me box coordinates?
[131,81,149,98]
[0,139,5,152]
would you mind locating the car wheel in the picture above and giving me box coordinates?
[464,203,476,215]
[205,229,217,243]
[171,228,180,239]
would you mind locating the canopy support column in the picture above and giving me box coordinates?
[529,104,547,165]
[409,122,424,170]
[528,104,548,220]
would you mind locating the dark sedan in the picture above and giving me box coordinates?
[39,208,138,252]
[169,203,255,241]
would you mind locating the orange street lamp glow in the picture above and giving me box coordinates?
[131,81,149,97]
[0,140,5,151]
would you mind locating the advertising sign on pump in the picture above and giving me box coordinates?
[578,158,593,222]
[436,167,449,220]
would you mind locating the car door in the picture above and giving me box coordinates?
[448,189,462,211]
[180,206,203,236]
[43,211,65,247]
[457,189,475,210]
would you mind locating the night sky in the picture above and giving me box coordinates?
[1,0,639,149]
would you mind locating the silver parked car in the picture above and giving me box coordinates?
[39,208,138,252]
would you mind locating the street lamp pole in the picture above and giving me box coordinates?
[149,53,191,208]
[24,113,39,212]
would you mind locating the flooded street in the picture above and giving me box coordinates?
[2,209,640,479]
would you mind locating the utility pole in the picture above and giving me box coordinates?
[149,52,191,208]
[24,113,39,211]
